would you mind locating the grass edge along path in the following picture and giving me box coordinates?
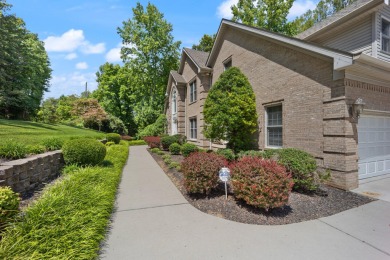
[0,142,129,259]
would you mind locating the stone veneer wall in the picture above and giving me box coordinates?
[0,151,64,195]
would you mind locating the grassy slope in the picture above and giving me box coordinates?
[0,142,129,259]
[0,119,105,146]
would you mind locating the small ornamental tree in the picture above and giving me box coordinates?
[203,67,258,151]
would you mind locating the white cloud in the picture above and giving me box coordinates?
[81,42,106,54]
[105,46,122,63]
[44,29,85,52]
[76,62,88,70]
[217,0,238,19]
[44,29,106,55]
[46,72,97,98]
[288,0,317,19]
[65,53,78,60]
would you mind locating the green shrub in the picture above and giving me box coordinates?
[0,140,28,159]
[128,140,147,146]
[150,148,161,153]
[105,141,115,147]
[0,187,20,225]
[203,67,258,151]
[169,143,181,155]
[237,150,264,159]
[157,150,165,155]
[173,134,186,145]
[161,136,177,150]
[262,149,279,159]
[27,144,46,155]
[277,148,319,192]
[138,114,167,138]
[230,157,293,210]
[42,137,64,151]
[181,152,228,194]
[216,148,235,161]
[181,143,198,157]
[62,139,106,166]
[106,133,121,144]
[161,154,171,160]
[169,161,181,169]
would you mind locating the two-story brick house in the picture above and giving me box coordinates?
[164,0,390,190]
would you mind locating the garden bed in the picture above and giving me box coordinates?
[149,150,374,225]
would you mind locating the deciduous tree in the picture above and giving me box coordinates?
[192,34,216,53]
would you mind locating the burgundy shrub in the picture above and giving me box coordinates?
[230,157,293,210]
[143,136,161,148]
[181,152,228,194]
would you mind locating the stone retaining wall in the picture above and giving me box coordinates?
[0,151,64,194]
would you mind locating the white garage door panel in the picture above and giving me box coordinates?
[358,115,390,179]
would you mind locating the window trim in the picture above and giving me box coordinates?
[172,88,177,114]
[189,80,197,103]
[223,56,232,71]
[381,17,390,53]
[265,104,283,149]
[189,117,197,140]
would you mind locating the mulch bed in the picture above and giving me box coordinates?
[149,150,375,225]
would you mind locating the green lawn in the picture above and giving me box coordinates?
[0,119,105,146]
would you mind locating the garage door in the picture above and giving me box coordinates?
[358,115,390,179]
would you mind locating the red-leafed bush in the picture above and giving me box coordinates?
[120,135,132,141]
[230,157,293,210]
[143,136,161,148]
[181,152,228,194]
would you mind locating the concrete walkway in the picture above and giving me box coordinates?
[101,146,390,260]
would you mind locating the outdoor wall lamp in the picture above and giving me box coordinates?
[351,98,365,120]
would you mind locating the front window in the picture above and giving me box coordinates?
[266,105,283,147]
[224,59,232,71]
[190,81,197,103]
[382,19,390,52]
[189,118,197,139]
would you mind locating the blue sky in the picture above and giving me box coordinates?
[8,0,318,99]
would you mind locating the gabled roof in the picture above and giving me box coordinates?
[297,0,387,40]
[207,19,354,71]
[178,48,212,74]
[170,70,186,85]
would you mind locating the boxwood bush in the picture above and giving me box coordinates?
[277,148,319,192]
[62,139,106,166]
[0,187,20,226]
[181,152,228,194]
[230,157,293,210]
[181,143,198,157]
[216,148,235,161]
[169,143,181,155]
[106,133,121,144]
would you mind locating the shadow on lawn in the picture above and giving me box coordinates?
[0,120,59,131]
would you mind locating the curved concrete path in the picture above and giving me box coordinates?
[100,146,390,260]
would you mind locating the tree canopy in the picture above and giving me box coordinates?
[117,2,181,131]
[192,34,216,53]
[203,67,258,151]
[231,0,295,35]
[0,0,51,119]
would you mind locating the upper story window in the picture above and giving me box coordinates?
[223,59,232,71]
[266,105,283,148]
[190,80,197,103]
[382,18,390,53]
[172,89,177,114]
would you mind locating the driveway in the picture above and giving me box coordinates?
[352,174,390,203]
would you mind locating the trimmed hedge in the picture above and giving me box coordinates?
[230,157,293,210]
[181,143,198,157]
[106,133,121,144]
[143,136,161,148]
[169,143,181,155]
[62,139,106,166]
[181,152,228,194]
